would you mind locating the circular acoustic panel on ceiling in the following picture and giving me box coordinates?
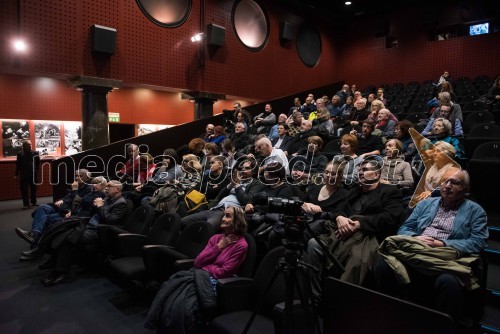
[296,22,322,68]
[232,0,269,51]
[136,0,191,28]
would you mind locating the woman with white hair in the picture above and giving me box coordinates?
[428,118,465,160]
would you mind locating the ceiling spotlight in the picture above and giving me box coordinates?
[12,38,28,53]
[345,1,352,5]
[190,33,205,42]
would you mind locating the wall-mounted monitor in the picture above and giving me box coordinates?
[469,23,489,36]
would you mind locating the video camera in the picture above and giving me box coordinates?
[267,197,304,217]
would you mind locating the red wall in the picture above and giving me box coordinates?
[334,7,500,89]
[0,0,337,102]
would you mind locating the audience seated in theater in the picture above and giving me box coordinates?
[428,118,466,160]
[267,161,349,250]
[181,159,264,229]
[244,162,293,231]
[201,142,220,171]
[288,97,304,116]
[339,95,354,122]
[117,144,140,182]
[422,103,463,137]
[238,134,266,163]
[410,140,460,206]
[177,154,203,193]
[366,93,376,109]
[39,180,128,286]
[289,136,328,184]
[376,87,388,106]
[435,70,453,88]
[439,81,458,103]
[487,75,500,103]
[199,155,230,202]
[329,95,343,118]
[429,92,463,124]
[286,111,304,138]
[287,120,316,157]
[302,96,317,119]
[199,124,215,141]
[350,121,384,158]
[376,169,488,320]
[394,120,417,162]
[177,138,205,162]
[367,100,397,124]
[312,107,335,139]
[306,157,403,304]
[350,84,358,97]
[228,122,251,153]
[15,170,103,260]
[138,149,182,204]
[268,113,288,141]
[205,125,225,145]
[252,103,276,135]
[373,108,397,139]
[132,153,156,188]
[338,98,369,135]
[254,137,289,175]
[333,134,363,187]
[353,91,362,103]
[308,98,326,122]
[270,123,292,152]
[221,138,237,168]
[380,139,414,190]
[145,206,248,334]
[335,84,351,105]
[232,102,252,127]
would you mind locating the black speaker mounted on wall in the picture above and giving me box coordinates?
[207,23,226,47]
[92,24,117,55]
[279,21,294,41]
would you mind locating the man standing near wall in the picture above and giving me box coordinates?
[14,140,40,210]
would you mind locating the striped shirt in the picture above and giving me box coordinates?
[421,204,457,240]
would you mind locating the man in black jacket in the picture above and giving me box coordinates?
[40,180,128,286]
[15,140,40,209]
[287,120,315,156]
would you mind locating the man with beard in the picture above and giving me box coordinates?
[286,120,315,157]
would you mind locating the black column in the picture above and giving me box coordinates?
[79,85,112,150]
[69,76,122,151]
[194,97,216,120]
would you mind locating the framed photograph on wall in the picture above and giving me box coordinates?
[63,121,82,155]
[2,120,30,157]
[34,121,61,156]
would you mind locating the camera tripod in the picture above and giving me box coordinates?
[242,215,345,334]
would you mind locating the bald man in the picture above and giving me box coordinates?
[255,137,289,175]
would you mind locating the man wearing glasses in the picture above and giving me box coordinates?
[376,169,488,320]
[40,180,128,286]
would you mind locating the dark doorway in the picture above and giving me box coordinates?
[109,123,135,143]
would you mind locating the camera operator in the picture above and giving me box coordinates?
[306,156,403,305]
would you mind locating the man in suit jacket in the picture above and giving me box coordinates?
[375,169,488,319]
[307,156,403,303]
[270,123,292,152]
[40,180,128,286]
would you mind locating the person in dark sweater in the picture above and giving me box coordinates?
[351,120,384,158]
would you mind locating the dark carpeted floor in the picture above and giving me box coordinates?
[0,197,152,334]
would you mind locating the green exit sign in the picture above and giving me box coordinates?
[109,112,120,122]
